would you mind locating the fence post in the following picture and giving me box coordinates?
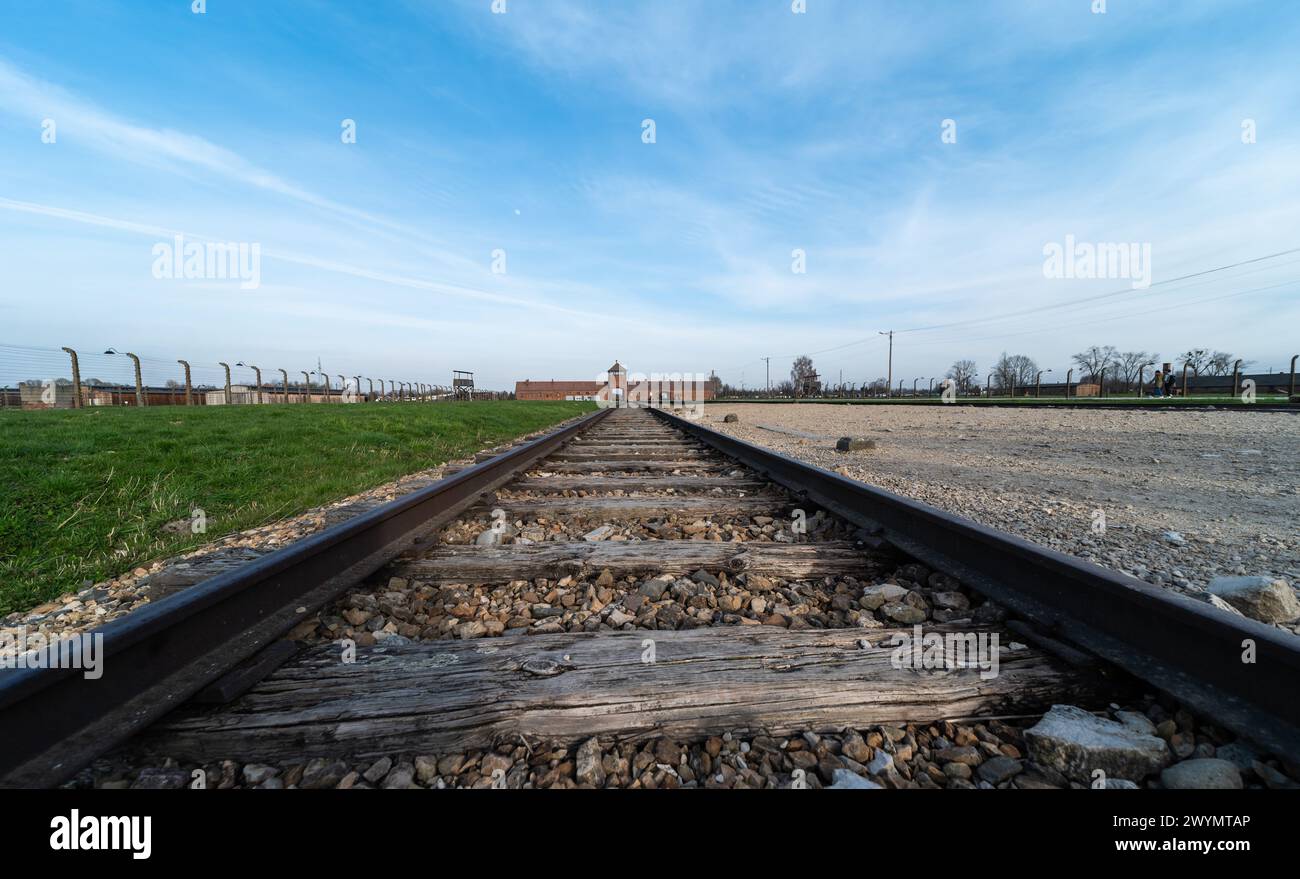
[1231,359,1242,398]
[367,378,374,401]
[124,352,146,407]
[279,369,289,404]
[219,362,232,405]
[1290,354,1297,399]
[1181,363,1191,398]
[177,360,193,405]
[320,372,330,403]
[62,346,83,408]
[300,371,311,403]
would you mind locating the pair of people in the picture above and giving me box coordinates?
[1152,370,1176,397]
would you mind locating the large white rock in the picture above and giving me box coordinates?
[1025,705,1169,783]
[1207,576,1300,623]
[1160,759,1243,790]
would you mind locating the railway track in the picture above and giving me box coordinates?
[2,407,1298,790]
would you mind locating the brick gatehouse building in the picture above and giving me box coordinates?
[515,362,718,404]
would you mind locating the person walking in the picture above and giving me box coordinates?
[1152,368,1164,398]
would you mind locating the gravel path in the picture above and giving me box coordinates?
[707,403,1300,633]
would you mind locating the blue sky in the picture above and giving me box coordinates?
[2,0,1298,391]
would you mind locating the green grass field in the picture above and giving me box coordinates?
[0,400,594,616]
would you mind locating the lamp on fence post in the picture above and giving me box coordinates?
[300,371,312,403]
[278,369,289,404]
[61,345,83,408]
[1231,359,1242,398]
[237,363,262,404]
[177,360,193,406]
[107,349,146,407]
[1065,368,1073,399]
[1036,369,1051,398]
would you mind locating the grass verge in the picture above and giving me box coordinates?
[0,400,593,615]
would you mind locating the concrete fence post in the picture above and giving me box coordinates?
[1065,368,1073,399]
[279,369,289,404]
[1231,359,1242,398]
[107,350,146,406]
[300,371,312,403]
[62,346,83,408]
[320,372,330,403]
[237,363,262,403]
[1290,354,1297,399]
[218,362,232,405]
[177,359,193,405]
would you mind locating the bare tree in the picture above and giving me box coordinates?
[1206,351,1253,376]
[790,355,821,397]
[947,359,978,393]
[1180,348,1211,374]
[992,353,1037,391]
[1117,350,1157,390]
[1071,345,1119,384]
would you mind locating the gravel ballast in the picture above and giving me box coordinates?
[706,403,1300,633]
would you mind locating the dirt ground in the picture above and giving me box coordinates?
[706,403,1300,616]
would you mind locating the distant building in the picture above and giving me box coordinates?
[515,361,716,404]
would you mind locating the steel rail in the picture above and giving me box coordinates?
[652,407,1300,759]
[0,407,611,788]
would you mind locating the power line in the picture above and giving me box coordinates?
[896,246,1300,336]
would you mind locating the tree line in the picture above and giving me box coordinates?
[717,346,1260,398]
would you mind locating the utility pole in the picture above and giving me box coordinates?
[762,357,771,395]
[879,330,894,396]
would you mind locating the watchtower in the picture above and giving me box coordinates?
[452,370,475,401]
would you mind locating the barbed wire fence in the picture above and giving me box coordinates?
[0,343,509,409]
